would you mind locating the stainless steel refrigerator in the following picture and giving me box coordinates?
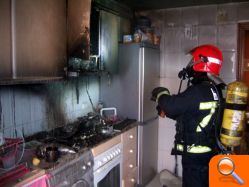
[100,43,160,186]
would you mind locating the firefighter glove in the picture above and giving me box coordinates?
[156,105,166,118]
[151,87,170,102]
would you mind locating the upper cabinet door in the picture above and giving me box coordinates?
[15,0,67,77]
[67,0,91,60]
[0,0,12,78]
[100,11,120,74]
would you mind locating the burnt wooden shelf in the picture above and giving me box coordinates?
[0,76,64,86]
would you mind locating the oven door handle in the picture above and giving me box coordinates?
[94,155,121,184]
[72,179,89,187]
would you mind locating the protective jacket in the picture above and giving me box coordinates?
[157,79,224,163]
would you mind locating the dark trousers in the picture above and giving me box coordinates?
[182,165,208,187]
[182,152,214,187]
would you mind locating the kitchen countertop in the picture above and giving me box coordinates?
[9,120,138,186]
[90,120,138,149]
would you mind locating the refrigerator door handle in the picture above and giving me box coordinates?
[139,116,158,126]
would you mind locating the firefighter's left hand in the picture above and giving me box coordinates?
[151,87,170,102]
[156,105,166,118]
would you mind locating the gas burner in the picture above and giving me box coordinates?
[26,117,135,155]
[70,132,114,151]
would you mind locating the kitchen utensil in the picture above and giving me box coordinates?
[45,146,60,163]
[100,107,118,124]
[99,125,114,135]
[0,132,4,146]
[36,145,46,159]
[54,122,79,139]
[0,138,24,170]
[58,146,76,154]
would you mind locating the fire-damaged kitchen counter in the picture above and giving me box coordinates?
[4,118,138,186]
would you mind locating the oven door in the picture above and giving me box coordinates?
[94,155,122,187]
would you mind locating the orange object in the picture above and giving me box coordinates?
[153,35,161,45]
[209,155,249,186]
[160,111,166,118]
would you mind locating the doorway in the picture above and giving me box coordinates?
[237,22,249,154]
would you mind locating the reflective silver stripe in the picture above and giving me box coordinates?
[197,101,217,132]
[177,144,212,153]
[207,57,221,65]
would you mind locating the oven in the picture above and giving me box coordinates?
[46,150,94,187]
[93,143,122,187]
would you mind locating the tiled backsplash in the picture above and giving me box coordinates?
[139,2,249,81]
[139,1,249,175]
[0,77,99,137]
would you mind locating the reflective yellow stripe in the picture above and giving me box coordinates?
[197,101,217,132]
[156,91,170,102]
[199,102,217,110]
[177,144,212,153]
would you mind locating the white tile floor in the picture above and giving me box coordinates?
[146,170,182,187]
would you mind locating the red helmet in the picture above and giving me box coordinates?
[189,44,223,76]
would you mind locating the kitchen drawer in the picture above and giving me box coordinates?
[122,167,137,187]
[123,142,137,162]
[122,127,137,147]
[123,156,137,178]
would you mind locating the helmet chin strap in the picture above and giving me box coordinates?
[186,59,195,69]
[178,59,194,80]
[207,73,225,85]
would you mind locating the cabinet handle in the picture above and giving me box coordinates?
[129,149,133,153]
[129,164,134,168]
[129,135,134,139]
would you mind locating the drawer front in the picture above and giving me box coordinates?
[123,142,137,162]
[122,127,137,147]
[123,167,137,187]
[123,157,137,178]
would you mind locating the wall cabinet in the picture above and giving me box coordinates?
[90,0,131,74]
[0,0,67,82]
[15,0,67,78]
[0,0,11,78]
[99,11,131,74]
[0,0,131,84]
[67,0,91,60]
[0,0,92,84]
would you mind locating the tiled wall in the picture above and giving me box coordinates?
[0,77,99,137]
[139,1,249,176]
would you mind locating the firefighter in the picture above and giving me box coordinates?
[151,45,225,187]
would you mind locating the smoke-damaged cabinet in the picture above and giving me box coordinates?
[67,0,91,60]
[15,0,67,78]
[0,0,67,83]
[0,0,130,83]
[99,11,131,74]
[0,0,92,84]
[90,0,131,74]
[0,0,12,78]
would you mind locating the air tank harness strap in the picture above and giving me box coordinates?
[225,103,247,111]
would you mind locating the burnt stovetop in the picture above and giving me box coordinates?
[2,116,136,186]
[25,115,136,152]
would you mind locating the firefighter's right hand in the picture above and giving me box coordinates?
[151,87,170,102]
